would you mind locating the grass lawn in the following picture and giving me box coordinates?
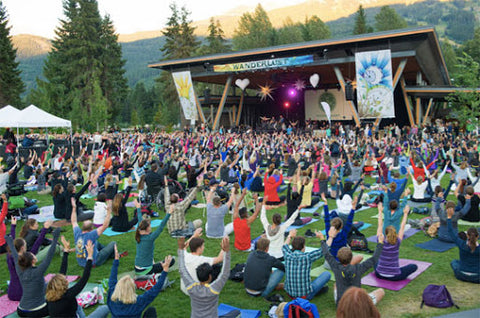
[1,176,479,318]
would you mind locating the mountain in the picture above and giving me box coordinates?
[12,0,477,96]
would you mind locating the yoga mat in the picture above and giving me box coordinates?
[328,205,372,217]
[0,295,19,318]
[125,201,136,208]
[415,239,457,252]
[310,252,373,280]
[218,303,261,318]
[320,223,372,236]
[300,202,324,214]
[192,203,206,209]
[80,193,96,199]
[435,308,480,318]
[103,219,163,236]
[367,228,420,243]
[286,218,319,231]
[45,274,79,283]
[27,205,60,223]
[361,259,432,291]
[458,219,480,227]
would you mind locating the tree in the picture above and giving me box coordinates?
[441,41,458,76]
[0,1,24,107]
[353,5,373,35]
[301,16,331,41]
[30,0,127,131]
[446,53,480,126]
[374,6,407,32]
[203,18,230,54]
[232,4,275,50]
[462,27,480,64]
[276,18,303,45]
[444,10,475,43]
[158,3,199,126]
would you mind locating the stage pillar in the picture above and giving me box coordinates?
[235,92,244,126]
[423,98,434,126]
[333,66,360,126]
[213,76,232,131]
[400,78,415,126]
[415,97,421,125]
[393,59,408,89]
[193,91,206,124]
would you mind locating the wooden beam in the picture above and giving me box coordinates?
[210,105,214,125]
[333,66,360,126]
[213,76,232,130]
[423,98,434,126]
[416,97,421,125]
[400,78,415,126]
[232,105,236,126]
[193,91,206,124]
[374,117,382,131]
[235,92,244,126]
[392,59,408,89]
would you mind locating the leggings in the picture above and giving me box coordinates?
[375,264,418,281]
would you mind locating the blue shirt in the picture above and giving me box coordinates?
[74,226,99,267]
[283,245,323,297]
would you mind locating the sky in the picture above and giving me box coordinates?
[3,0,308,39]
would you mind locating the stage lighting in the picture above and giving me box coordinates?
[284,102,290,108]
[288,88,296,97]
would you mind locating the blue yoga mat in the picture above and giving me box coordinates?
[415,238,456,252]
[103,219,163,237]
[286,218,319,231]
[300,202,325,213]
[218,303,261,318]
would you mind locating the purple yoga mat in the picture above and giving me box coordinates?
[125,201,136,208]
[367,228,420,243]
[361,259,432,291]
[0,294,19,317]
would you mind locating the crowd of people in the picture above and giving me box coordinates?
[0,118,479,317]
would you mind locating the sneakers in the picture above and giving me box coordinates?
[305,229,316,238]
[265,293,285,303]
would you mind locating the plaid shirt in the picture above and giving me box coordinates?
[283,245,323,297]
[165,186,199,233]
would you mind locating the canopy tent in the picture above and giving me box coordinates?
[0,105,21,127]
[14,105,71,128]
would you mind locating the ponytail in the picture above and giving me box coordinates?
[467,227,479,253]
[135,219,150,243]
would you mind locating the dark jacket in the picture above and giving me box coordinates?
[244,250,285,292]
[111,187,137,232]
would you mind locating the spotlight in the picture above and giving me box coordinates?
[288,89,296,97]
[284,102,290,108]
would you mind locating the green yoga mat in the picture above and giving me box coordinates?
[310,252,373,280]
[458,219,480,227]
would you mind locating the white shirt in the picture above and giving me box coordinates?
[413,180,428,199]
[180,251,214,295]
[93,201,107,225]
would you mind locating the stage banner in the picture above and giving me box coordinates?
[305,90,353,121]
[355,49,395,118]
[172,71,198,121]
[213,55,313,73]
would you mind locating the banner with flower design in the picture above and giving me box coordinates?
[355,49,394,118]
[172,71,198,121]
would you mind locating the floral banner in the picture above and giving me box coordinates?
[355,49,394,118]
[172,71,198,121]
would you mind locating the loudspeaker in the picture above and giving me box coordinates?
[204,88,211,104]
[345,82,354,101]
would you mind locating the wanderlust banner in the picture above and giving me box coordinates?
[355,49,395,118]
[172,71,198,121]
[213,55,314,73]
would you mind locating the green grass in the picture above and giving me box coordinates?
[2,176,480,318]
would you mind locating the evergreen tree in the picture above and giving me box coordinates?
[0,1,24,107]
[276,18,303,45]
[374,6,407,32]
[30,0,127,131]
[232,4,275,50]
[462,27,480,64]
[301,16,331,41]
[158,3,199,126]
[197,18,230,55]
[353,5,373,35]
[441,41,458,76]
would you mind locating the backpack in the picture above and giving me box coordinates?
[284,298,320,318]
[421,284,459,309]
[228,263,246,282]
[347,227,373,253]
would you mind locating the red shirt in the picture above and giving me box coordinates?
[264,174,283,202]
[234,218,251,251]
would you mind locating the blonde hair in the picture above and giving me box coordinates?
[46,274,69,302]
[385,225,398,245]
[111,276,137,304]
[104,174,113,187]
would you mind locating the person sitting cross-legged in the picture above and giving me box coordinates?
[178,236,236,318]
[233,189,261,251]
[244,237,285,300]
[283,229,331,300]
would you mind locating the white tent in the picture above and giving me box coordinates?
[15,105,71,128]
[0,105,21,127]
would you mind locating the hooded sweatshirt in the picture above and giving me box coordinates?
[264,173,283,202]
[321,240,383,304]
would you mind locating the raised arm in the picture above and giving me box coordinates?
[398,205,410,240]
[211,237,231,292]
[38,227,61,274]
[247,193,261,225]
[232,188,247,220]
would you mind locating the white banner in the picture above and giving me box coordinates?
[305,90,353,121]
[172,71,198,121]
[355,49,395,118]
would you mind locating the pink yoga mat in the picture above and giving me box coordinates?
[45,274,80,283]
[367,228,420,243]
[0,294,19,317]
[361,259,432,291]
